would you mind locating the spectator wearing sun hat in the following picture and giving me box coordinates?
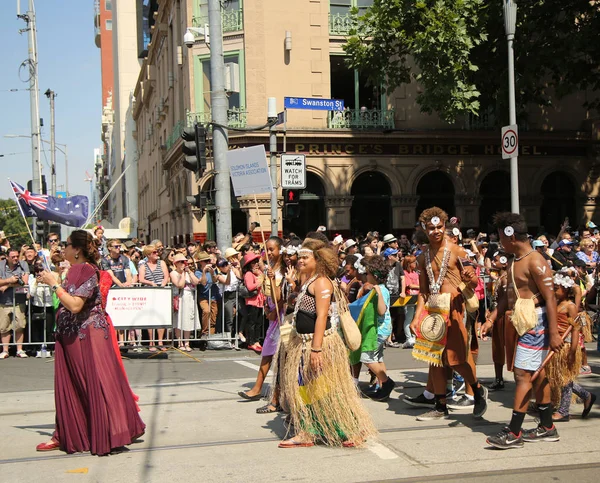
[242,252,265,352]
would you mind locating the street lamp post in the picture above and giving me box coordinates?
[504,0,519,214]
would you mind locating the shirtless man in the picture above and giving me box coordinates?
[484,212,562,449]
[410,207,487,420]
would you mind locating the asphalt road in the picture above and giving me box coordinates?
[1,341,599,483]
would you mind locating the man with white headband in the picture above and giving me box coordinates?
[485,212,563,450]
[408,207,488,421]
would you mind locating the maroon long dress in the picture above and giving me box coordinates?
[53,262,145,455]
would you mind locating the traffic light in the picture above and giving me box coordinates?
[35,220,46,239]
[181,123,207,178]
[283,189,300,219]
[187,191,208,210]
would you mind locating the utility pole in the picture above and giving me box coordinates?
[208,0,232,251]
[17,0,42,239]
[268,98,278,236]
[44,89,57,196]
[504,0,520,213]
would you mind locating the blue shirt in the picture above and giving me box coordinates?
[195,270,221,300]
[377,284,392,339]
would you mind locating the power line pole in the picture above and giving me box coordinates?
[208,0,232,251]
[17,0,42,238]
[44,89,57,196]
[268,98,278,236]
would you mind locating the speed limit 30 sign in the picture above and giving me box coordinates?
[501,124,518,159]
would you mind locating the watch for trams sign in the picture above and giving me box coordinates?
[281,154,306,189]
[501,124,518,160]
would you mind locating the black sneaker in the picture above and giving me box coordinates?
[488,379,505,391]
[522,424,560,443]
[486,427,524,450]
[370,378,395,402]
[473,385,488,419]
[447,395,474,410]
[416,408,449,421]
[404,393,435,408]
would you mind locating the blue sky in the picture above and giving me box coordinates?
[0,0,100,201]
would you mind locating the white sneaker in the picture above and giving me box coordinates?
[0,352,9,359]
[16,350,29,358]
[35,351,42,358]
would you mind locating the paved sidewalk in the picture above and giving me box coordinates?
[1,363,600,483]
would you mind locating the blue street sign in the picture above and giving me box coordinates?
[284,97,344,111]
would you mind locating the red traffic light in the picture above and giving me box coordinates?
[285,189,300,204]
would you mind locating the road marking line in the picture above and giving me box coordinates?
[368,442,399,460]
[234,360,261,371]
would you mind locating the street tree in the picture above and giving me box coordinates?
[0,199,30,250]
[344,0,600,124]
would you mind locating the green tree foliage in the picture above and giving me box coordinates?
[0,199,31,250]
[344,0,600,124]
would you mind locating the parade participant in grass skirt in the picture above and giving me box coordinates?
[548,273,596,422]
[275,238,376,448]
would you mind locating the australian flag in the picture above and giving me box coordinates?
[11,181,88,228]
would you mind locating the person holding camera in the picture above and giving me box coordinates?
[0,249,30,358]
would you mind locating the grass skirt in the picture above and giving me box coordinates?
[546,342,582,406]
[273,330,377,446]
[578,312,594,343]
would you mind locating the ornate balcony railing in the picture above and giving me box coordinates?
[327,108,395,130]
[192,7,243,33]
[165,119,185,150]
[186,108,247,129]
[329,12,353,35]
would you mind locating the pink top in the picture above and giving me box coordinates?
[474,266,485,300]
[244,271,265,307]
[405,270,420,295]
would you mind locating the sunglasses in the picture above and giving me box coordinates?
[151,251,158,255]
[49,239,59,243]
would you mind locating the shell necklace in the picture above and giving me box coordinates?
[425,241,451,294]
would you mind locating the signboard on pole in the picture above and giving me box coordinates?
[107,287,173,329]
[284,97,344,111]
[227,144,273,196]
[501,124,518,159]
[281,154,306,189]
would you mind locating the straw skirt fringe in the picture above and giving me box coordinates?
[273,330,377,447]
[546,342,582,406]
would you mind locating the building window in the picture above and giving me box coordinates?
[330,0,372,35]
[194,52,245,117]
[106,19,112,31]
[330,55,381,110]
[105,0,112,11]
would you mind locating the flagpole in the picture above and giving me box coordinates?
[8,178,38,248]
[83,164,130,227]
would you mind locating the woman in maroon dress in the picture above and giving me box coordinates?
[35,230,145,455]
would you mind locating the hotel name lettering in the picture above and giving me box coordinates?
[293,143,564,156]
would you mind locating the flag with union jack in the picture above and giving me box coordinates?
[11,181,89,227]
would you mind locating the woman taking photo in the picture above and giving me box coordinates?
[277,238,376,448]
[139,244,170,351]
[35,230,145,455]
[170,253,200,351]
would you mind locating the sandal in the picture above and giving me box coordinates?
[278,438,314,449]
[256,404,281,414]
[582,393,596,419]
[148,346,158,353]
[158,345,168,351]
[238,391,262,401]
[552,413,570,422]
[184,345,192,352]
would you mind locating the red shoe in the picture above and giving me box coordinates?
[36,440,60,452]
